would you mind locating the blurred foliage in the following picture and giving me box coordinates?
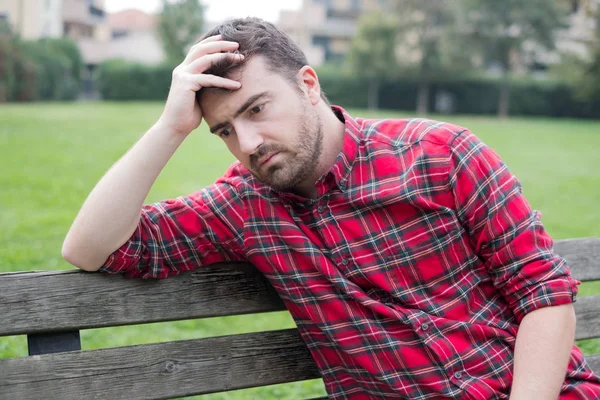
[93,57,600,117]
[315,67,600,119]
[157,0,205,62]
[20,39,82,101]
[551,3,600,102]
[97,59,175,100]
[386,0,471,114]
[460,0,572,118]
[346,10,399,110]
[0,22,82,102]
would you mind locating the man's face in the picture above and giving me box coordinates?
[200,56,323,191]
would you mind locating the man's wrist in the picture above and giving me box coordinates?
[151,118,191,144]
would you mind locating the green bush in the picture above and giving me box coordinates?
[316,69,600,119]
[0,31,38,101]
[0,30,83,102]
[92,60,600,118]
[20,39,81,101]
[97,60,174,100]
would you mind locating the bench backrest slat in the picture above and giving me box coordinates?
[554,238,600,282]
[589,355,600,375]
[0,263,285,337]
[0,329,320,400]
[574,296,600,341]
[0,238,598,337]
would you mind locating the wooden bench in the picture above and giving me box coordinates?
[1,238,599,399]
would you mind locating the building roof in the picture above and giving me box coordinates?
[107,9,157,32]
[77,31,165,65]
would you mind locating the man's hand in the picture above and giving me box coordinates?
[157,35,244,136]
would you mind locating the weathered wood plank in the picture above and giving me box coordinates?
[588,354,600,375]
[0,263,285,337]
[575,296,600,341]
[555,238,600,282]
[0,329,321,400]
[0,238,597,337]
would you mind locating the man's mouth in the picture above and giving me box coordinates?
[258,152,280,167]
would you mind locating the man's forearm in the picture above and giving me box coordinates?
[509,303,576,399]
[62,121,186,271]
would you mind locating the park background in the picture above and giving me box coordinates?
[1,0,599,398]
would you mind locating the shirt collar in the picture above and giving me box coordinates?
[325,105,361,192]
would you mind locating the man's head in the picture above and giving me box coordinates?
[197,18,332,192]
[199,18,316,96]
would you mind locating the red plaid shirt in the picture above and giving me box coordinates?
[101,106,600,399]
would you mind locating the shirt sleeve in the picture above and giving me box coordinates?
[98,181,246,279]
[447,129,580,323]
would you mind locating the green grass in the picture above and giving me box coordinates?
[1,102,599,398]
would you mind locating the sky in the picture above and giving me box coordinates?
[104,0,302,23]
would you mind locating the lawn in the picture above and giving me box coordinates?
[1,102,599,399]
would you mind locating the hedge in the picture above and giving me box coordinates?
[0,34,83,102]
[97,60,174,101]
[95,60,600,119]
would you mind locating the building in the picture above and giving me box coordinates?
[77,9,165,67]
[279,0,598,71]
[279,0,390,66]
[0,0,106,40]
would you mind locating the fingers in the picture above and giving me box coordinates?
[187,52,244,74]
[183,40,240,66]
[197,34,222,44]
[191,74,242,90]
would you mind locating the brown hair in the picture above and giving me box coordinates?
[198,17,329,103]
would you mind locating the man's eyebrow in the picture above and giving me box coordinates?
[209,91,270,134]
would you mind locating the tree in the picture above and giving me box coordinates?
[345,10,399,110]
[157,0,204,62]
[389,0,468,115]
[461,0,570,118]
[574,1,600,101]
[550,2,600,102]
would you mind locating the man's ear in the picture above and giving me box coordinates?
[298,66,321,106]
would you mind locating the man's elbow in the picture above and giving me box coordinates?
[61,239,103,272]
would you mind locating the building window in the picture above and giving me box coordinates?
[570,0,580,13]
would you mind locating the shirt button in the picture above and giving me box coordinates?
[317,205,325,213]
[341,259,349,266]
[421,323,429,331]
[339,180,346,189]
[453,371,463,380]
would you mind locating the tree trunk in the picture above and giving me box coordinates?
[498,75,510,119]
[416,81,430,116]
[367,78,379,110]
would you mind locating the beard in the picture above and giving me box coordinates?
[249,105,324,191]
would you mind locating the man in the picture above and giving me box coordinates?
[62,18,600,399]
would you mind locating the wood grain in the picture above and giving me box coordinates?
[1,238,597,336]
[575,296,600,341]
[0,263,285,336]
[0,329,320,400]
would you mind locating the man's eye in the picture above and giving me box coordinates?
[250,104,263,114]
[219,128,231,138]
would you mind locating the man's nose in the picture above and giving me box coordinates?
[237,126,264,155]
